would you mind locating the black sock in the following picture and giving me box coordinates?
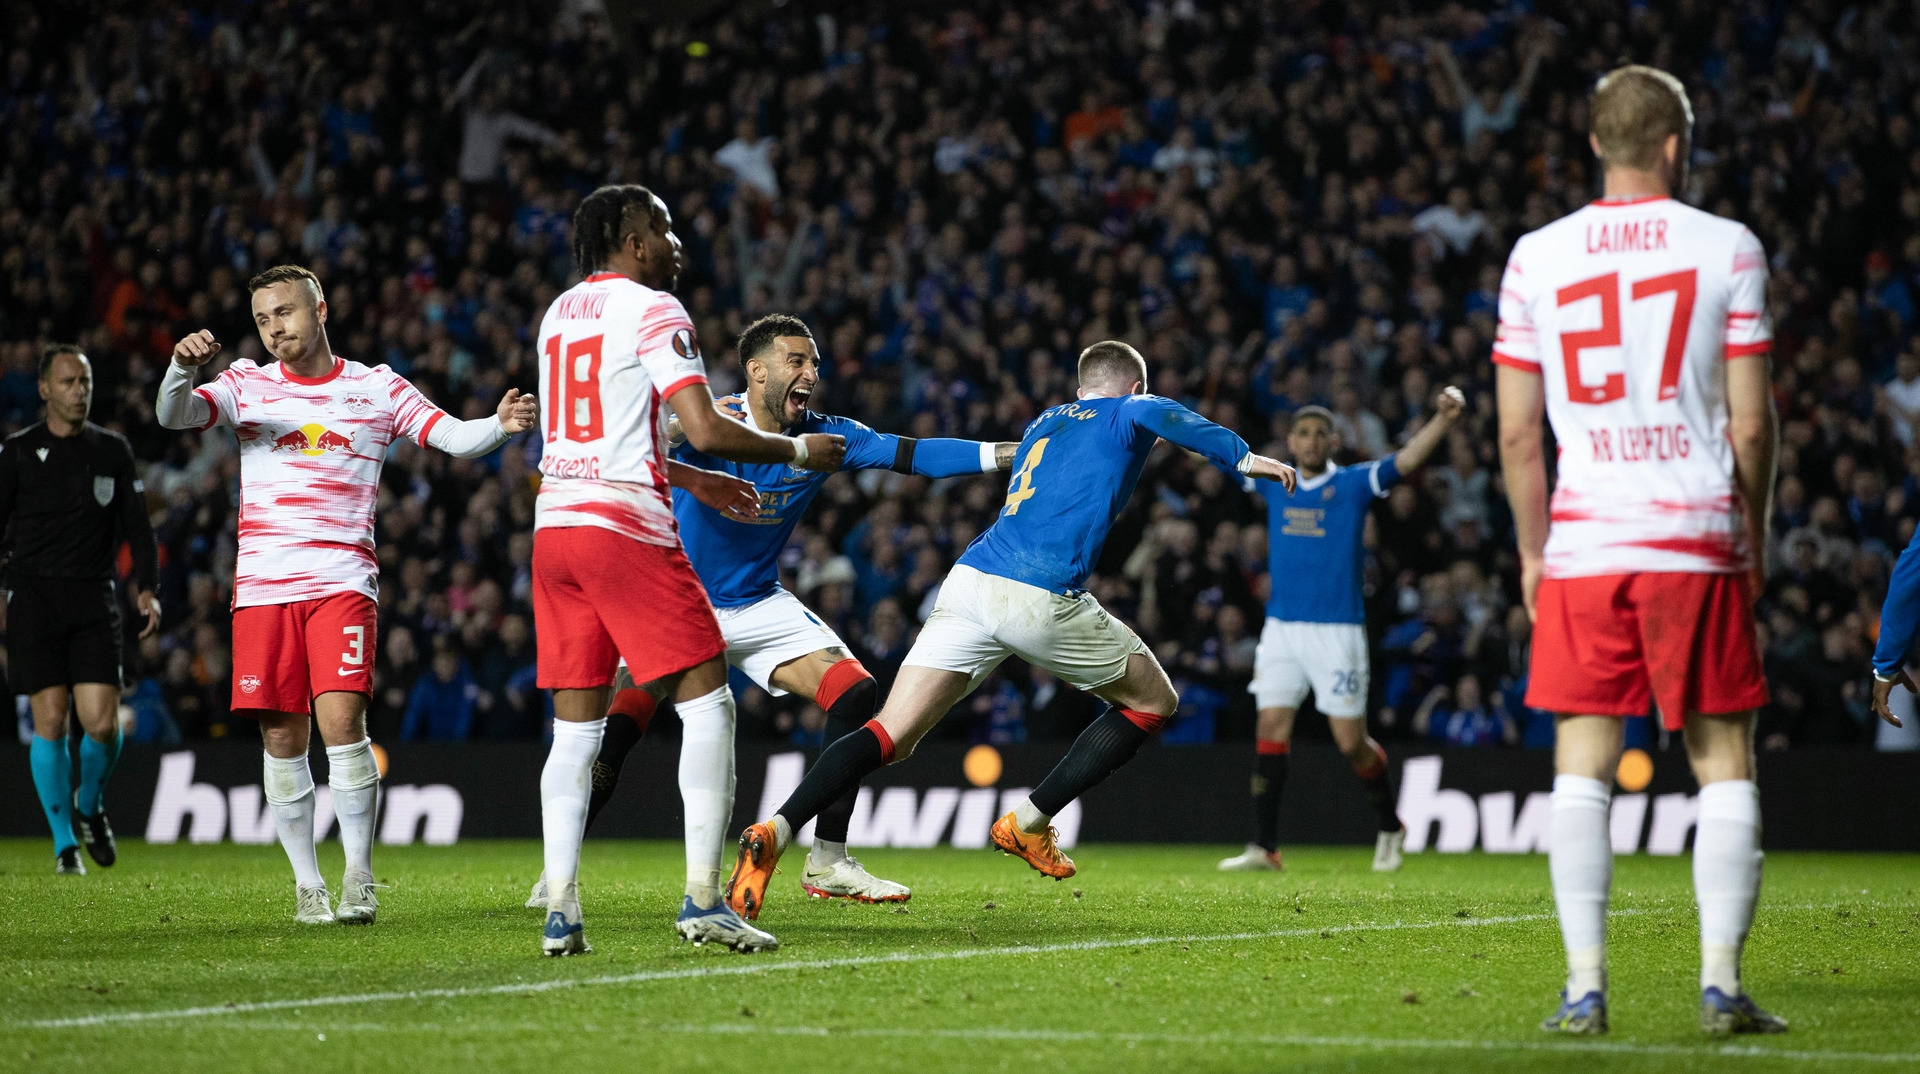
[811,676,877,845]
[1252,743,1289,852]
[1354,744,1401,833]
[777,723,889,834]
[1029,708,1149,817]
[585,709,648,832]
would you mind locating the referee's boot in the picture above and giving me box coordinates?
[55,847,86,876]
[75,809,117,868]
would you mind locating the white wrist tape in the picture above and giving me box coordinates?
[790,436,808,466]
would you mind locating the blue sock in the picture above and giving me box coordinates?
[76,729,123,816]
[29,736,78,854]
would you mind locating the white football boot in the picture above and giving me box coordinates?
[295,884,335,924]
[335,870,380,924]
[1217,844,1283,871]
[801,854,911,903]
[1373,827,1407,872]
[542,881,590,957]
[526,873,549,909]
[676,898,779,952]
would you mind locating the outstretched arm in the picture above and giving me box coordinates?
[1128,395,1296,491]
[1389,386,1467,474]
[905,437,1019,477]
[423,389,537,459]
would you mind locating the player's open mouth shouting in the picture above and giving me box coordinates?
[783,382,812,422]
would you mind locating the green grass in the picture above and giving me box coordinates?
[1,840,1915,1073]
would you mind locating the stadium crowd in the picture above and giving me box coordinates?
[4,0,1919,752]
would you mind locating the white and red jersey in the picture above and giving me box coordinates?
[1493,196,1772,578]
[194,356,449,608]
[533,271,708,545]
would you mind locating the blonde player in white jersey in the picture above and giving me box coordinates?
[1496,66,1786,1037]
[157,265,538,925]
[530,184,847,957]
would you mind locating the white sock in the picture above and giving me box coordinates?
[540,718,605,904]
[1695,779,1762,995]
[325,738,380,878]
[1550,774,1613,997]
[811,838,849,867]
[769,813,794,852]
[676,685,736,910]
[1014,795,1050,834]
[262,753,324,890]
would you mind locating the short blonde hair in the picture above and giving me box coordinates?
[1590,65,1693,172]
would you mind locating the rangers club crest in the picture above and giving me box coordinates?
[672,327,701,359]
[239,675,261,694]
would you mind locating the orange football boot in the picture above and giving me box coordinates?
[988,811,1076,879]
[725,821,785,920]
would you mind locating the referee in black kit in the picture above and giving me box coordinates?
[1,344,160,875]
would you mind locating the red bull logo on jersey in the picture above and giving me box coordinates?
[273,423,354,456]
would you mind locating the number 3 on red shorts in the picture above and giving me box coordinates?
[342,625,366,666]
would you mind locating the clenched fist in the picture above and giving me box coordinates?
[497,389,539,435]
[172,330,221,368]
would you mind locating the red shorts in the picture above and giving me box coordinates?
[1526,572,1767,730]
[532,526,725,689]
[231,593,378,714]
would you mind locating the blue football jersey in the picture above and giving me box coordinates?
[1259,457,1401,624]
[959,394,1249,594]
[674,412,993,608]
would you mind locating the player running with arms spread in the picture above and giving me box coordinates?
[530,312,1014,910]
[156,265,537,924]
[726,341,1295,921]
[1496,66,1785,1036]
[1219,386,1465,875]
[530,185,846,957]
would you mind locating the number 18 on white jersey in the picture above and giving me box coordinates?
[1493,196,1772,579]
[534,271,710,547]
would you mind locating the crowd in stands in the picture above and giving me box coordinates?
[5,0,1920,752]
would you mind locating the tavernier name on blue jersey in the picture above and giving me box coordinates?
[959,394,1249,594]
[673,410,995,608]
[1260,457,1401,625]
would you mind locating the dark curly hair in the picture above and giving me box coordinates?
[737,314,814,367]
[572,185,659,275]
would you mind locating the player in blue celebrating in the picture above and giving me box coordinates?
[1867,539,1920,732]
[530,313,1015,918]
[727,341,1296,920]
[1218,387,1465,874]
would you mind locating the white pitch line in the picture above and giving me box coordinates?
[24,910,1609,1029]
[654,1024,1920,1066]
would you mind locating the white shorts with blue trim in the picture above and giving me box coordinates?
[618,586,846,696]
[1249,618,1369,718]
[904,565,1150,694]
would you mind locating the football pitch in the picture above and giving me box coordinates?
[2,840,1915,1072]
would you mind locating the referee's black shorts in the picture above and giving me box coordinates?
[5,576,124,695]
